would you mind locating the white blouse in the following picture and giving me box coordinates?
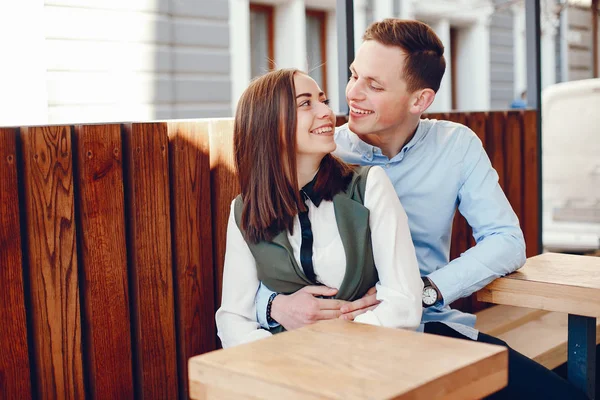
[216,166,423,348]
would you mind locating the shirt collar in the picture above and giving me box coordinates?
[346,120,429,161]
[300,174,323,207]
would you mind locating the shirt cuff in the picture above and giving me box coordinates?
[425,270,459,307]
[255,282,281,329]
[353,310,382,326]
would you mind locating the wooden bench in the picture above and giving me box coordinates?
[478,252,600,398]
[476,305,600,370]
[0,111,540,399]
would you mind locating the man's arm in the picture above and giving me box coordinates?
[255,282,347,330]
[426,133,526,305]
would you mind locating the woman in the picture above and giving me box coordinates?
[216,69,423,348]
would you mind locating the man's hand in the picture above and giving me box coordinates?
[339,286,380,320]
[270,286,349,331]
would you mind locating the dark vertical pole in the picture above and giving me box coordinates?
[568,314,596,399]
[525,0,542,254]
[336,0,354,115]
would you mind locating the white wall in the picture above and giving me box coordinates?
[455,20,491,111]
[229,0,339,112]
[0,0,48,126]
[0,0,233,125]
[413,0,493,112]
[274,0,307,69]
[428,19,452,112]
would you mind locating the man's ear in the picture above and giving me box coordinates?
[410,88,436,115]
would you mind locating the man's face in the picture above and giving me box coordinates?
[345,40,414,137]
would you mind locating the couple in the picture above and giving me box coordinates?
[216,18,587,400]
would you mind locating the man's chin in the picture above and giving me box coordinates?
[348,119,369,135]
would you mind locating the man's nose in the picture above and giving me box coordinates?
[346,80,364,101]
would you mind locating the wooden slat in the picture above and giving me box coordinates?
[123,122,178,399]
[167,121,216,399]
[504,111,524,225]
[20,126,85,399]
[74,124,134,399]
[208,119,238,309]
[0,128,32,399]
[522,110,540,257]
[485,112,506,189]
[466,112,491,313]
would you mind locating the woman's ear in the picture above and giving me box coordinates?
[410,89,436,115]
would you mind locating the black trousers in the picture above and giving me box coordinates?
[424,322,589,400]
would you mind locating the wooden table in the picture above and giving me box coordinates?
[189,319,507,399]
[478,252,600,399]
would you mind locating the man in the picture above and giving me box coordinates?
[255,19,587,399]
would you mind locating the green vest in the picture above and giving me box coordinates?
[233,166,378,333]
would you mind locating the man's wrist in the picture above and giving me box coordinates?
[422,277,443,306]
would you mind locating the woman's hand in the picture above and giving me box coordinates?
[339,286,380,320]
[270,286,349,330]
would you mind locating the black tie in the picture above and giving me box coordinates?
[299,192,317,284]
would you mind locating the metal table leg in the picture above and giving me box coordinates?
[568,314,597,399]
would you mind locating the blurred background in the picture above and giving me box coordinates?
[0,0,598,253]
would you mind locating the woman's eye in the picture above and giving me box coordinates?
[299,100,311,107]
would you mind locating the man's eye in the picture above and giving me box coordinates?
[323,99,330,105]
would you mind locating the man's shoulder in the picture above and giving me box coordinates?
[422,118,480,151]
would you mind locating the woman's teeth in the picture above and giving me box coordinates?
[312,126,333,135]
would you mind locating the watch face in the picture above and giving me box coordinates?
[423,287,437,306]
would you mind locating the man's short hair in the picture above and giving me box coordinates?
[363,19,446,93]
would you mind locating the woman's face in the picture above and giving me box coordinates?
[293,73,336,158]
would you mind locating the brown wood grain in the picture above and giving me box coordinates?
[465,113,495,313]
[167,121,216,399]
[123,122,178,399]
[0,128,32,399]
[190,319,508,399]
[74,124,134,399]
[20,126,84,399]
[504,111,524,226]
[208,119,238,309]
[485,112,506,189]
[522,110,540,257]
[478,253,600,318]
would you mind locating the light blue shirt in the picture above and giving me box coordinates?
[256,119,526,338]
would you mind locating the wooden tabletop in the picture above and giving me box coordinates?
[478,253,600,317]
[189,319,507,400]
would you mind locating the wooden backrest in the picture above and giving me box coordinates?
[0,111,538,399]
[0,121,217,400]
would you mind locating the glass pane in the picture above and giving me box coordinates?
[250,9,270,78]
[306,14,324,89]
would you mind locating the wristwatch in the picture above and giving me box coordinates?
[422,277,439,308]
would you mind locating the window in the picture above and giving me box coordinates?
[306,10,327,93]
[249,4,275,78]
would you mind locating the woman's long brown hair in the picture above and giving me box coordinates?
[234,69,354,243]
